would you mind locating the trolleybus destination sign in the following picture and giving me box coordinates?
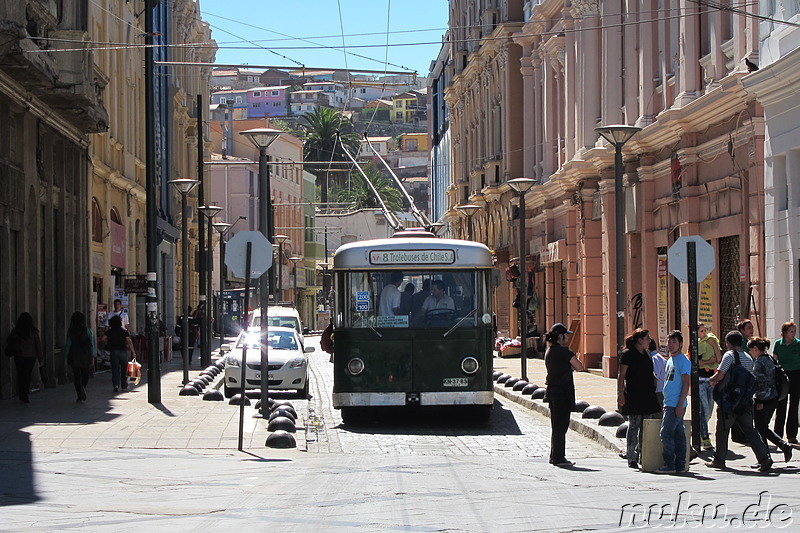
[369,249,455,265]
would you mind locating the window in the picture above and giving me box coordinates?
[235,96,242,104]
[273,102,280,107]
[396,100,404,108]
[253,91,261,97]
[110,208,121,224]
[91,198,103,242]
[248,76,255,82]
[253,103,260,108]
[219,96,226,103]
[396,112,403,119]
[342,271,486,329]
[360,88,366,94]
[272,91,280,96]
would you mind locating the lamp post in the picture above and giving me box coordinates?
[508,178,536,381]
[595,125,641,362]
[455,204,482,241]
[273,234,289,304]
[169,178,200,386]
[213,222,232,339]
[289,255,303,309]
[198,204,223,363]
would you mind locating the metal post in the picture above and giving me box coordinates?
[207,220,214,343]
[614,144,626,360]
[144,1,160,404]
[238,242,253,452]
[278,241,284,303]
[687,241,701,451]
[197,94,208,367]
[258,147,270,413]
[219,238,226,339]
[519,191,528,381]
[181,193,190,385]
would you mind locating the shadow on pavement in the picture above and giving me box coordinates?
[336,399,523,437]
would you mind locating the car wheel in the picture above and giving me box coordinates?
[340,407,363,425]
[297,380,309,399]
[224,384,241,399]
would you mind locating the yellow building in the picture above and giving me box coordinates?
[391,92,418,123]
[88,0,215,335]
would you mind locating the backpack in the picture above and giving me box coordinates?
[713,351,757,415]
[775,360,791,401]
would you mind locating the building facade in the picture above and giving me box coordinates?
[0,0,108,398]
[440,0,765,376]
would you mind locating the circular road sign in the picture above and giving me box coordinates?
[225,231,272,279]
[668,236,715,283]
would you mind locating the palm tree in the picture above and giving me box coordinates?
[336,163,404,212]
[299,108,361,203]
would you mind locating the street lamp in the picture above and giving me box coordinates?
[289,255,303,309]
[455,204,482,241]
[239,128,284,316]
[212,222,232,339]
[169,178,200,386]
[273,234,289,304]
[595,125,641,362]
[198,204,223,363]
[508,177,536,381]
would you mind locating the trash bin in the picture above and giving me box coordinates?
[641,418,691,472]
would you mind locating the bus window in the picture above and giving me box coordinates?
[343,270,490,329]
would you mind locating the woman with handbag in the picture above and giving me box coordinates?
[63,311,95,402]
[751,337,793,463]
[102,314,136,392]
[4,312,43,403]
[773,321,800,444]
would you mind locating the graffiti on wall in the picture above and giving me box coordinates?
[631,293,643,331]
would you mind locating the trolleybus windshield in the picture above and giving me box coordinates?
[342,269,491,330]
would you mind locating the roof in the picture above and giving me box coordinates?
[248,86,290,92]
[362,136,392,142]
[211,69,238,77]
[288,69,335,77]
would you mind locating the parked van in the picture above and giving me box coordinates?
[250,307,304,345]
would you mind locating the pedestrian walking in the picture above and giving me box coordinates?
[657,331,691,474]
[544,323,585,467]
[705,331,773,472]
[750,337,793,463]
[102,314,136,392]
[4,312,43,403]
[697,323,722,450]
[773,321,800,444]
[617,329,661,469]
[738,319,754,355]
[63,311,95,402]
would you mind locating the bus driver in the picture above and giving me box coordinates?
[420,280,455,314]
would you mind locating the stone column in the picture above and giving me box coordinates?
[637,0,656,126]
[577,8,600,152]
[601,0,623,125]
[520,46,536,179]
[623,0,639,123]
[675,0,700,106]
[563,12,576,161]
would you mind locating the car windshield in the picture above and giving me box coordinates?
[340,269,491,329]
[236,329,298,350]
[250,314,300,332]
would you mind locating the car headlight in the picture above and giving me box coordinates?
[347,357,365,376]
[461,356,479,375]
[289,357,306,368]
[227,357,240,368]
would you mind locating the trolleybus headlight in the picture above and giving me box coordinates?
[347,357,365,376]
[461,356,479,375]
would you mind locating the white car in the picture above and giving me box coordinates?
[222,326,314,398]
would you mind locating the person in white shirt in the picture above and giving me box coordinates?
[106,299,129,330]
[378,272,404,316]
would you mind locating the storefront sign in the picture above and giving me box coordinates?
[124,278,149,294]
[540,240,564,264]
[369,249,455,265]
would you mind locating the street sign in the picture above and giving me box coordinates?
[667,236,715,283]
[225,231,272,279]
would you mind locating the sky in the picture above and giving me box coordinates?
[200,0,450,76]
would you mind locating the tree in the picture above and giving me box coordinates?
[336,163,404,212]
[298,108,361,203]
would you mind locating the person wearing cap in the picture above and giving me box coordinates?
[545,322,585,467]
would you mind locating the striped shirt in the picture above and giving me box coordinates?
[718,350,754,375]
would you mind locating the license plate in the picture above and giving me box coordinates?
[443,378,468,387]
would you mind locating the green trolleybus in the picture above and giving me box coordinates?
[331,231,496,423]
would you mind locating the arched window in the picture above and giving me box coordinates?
[91,198,103,242]
[110,208,121,225]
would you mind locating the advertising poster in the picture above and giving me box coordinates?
[699,274,713,329]
[657,254,669,348]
